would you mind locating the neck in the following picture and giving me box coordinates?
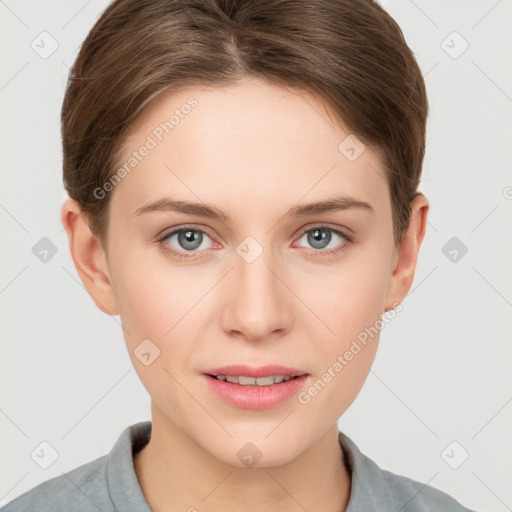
[133,403,351,512]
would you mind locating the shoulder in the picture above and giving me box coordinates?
[338,431,478,512]
[1,421,152,512]
[0,455,112,512]
[376,466,477,512]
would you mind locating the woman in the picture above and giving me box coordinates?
[2,0,477,510]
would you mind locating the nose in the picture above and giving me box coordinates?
[219,245,293,343]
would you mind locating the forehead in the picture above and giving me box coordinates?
[110,78,389,220]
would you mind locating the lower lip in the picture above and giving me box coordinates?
[203,374,310,410]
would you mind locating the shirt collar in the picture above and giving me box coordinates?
[338,430,390,509]
[107,421,152,512]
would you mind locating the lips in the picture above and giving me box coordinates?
[203,364,308,378]
[203,372,311,409]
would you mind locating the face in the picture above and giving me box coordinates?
[89,77,404,466]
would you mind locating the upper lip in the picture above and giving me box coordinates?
[203,365,308,378]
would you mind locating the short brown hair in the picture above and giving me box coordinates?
[61,0,428,248]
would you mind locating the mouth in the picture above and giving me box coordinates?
[202,367,311,409]
[202,364,309,386]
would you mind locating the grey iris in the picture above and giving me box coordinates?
[308,228,331,249]
[179,230,202,250]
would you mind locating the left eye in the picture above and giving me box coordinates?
[295,226,349,251]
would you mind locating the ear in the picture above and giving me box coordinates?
[384,193,429,311]
[60,198,119,315]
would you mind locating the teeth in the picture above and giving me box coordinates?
[215,375,293,386]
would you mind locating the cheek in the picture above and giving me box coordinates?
[111,260,195,401]
[110,238,178,321]
[110,251,213,365]
[301,252,390,405]
[313,254,390,343]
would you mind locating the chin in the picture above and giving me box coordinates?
[205,435,307,469]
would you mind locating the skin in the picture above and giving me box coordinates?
[61,77,429,512]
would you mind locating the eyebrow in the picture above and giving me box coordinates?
[134,194,375,221]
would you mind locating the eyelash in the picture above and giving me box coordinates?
[156,224,353,261]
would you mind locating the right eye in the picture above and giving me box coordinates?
[157,225,217,260]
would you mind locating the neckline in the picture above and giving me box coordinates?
[109,421,363,511]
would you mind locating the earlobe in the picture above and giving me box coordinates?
[384,193,430,311]
[60,198,119,315]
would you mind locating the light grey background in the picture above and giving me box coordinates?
[1,1,511,510]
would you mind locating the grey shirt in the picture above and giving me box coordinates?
[1,421,477,511]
